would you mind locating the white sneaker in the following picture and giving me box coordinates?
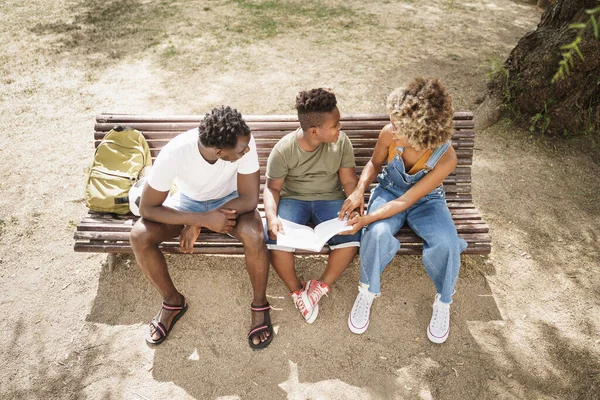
[291,283,318,324]
[348,285,377,334]
[427,294,450,344]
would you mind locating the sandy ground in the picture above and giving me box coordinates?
[1,0,599,399]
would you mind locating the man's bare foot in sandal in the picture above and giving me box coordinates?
[248,302,273,350]
[145,293,188,345]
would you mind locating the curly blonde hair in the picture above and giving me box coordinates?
[386,77,454,151]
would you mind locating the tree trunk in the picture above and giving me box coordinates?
[476,0,599,136]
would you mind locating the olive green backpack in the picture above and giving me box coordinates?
[85,126,152,214]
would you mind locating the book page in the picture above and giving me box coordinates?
[276,218,319,251]
[313,218,353,248]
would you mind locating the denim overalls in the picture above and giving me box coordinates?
[359,141,468,304]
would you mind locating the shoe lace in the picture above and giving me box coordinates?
[431,301,449,327]
[308,283,328,305]
[295,294,308,312]
[352,286,374,317]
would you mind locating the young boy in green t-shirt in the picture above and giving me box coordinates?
[263,88,361,323]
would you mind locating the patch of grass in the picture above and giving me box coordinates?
[482,56,514,112]
[30,0,180,59]
[530,102,551,134]
[0,216,18,238]
[228,0,377,41]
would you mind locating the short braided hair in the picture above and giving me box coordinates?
[387,77,454,151]
[198,106,251,149]
[295,88,337,131]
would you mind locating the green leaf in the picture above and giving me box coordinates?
[585,6,600,14]
[592,16,599,38]
[569,23,587,30]
[560,43,575,50]
[574,46,585,61]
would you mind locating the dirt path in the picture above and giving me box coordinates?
[1,0,599,399]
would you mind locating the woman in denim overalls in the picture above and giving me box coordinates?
[339,78,467,343]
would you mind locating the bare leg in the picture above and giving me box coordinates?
[319,246,358,286]
[130,218,184,341]
[270,250,303,292]
[231,210,272,345]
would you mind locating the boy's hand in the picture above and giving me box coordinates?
[180,225,201,253]
[267,217,284,240]
[339,190,365,219]
[203,208,237,234]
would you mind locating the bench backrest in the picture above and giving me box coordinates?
[95,113,475,203]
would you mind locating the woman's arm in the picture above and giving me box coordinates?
[339,125,394,218]
[345,145,458,232]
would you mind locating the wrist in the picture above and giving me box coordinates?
[363,213,376,226]
[355,183,367,194]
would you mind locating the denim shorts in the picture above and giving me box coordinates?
[264,198,361,252]
[164,191,239,212]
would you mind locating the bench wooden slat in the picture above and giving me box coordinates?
[73,242,492,255]
[74,220,491,242]
[96,112,475,124]
[94,120,474,133]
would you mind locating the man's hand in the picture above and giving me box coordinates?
[267,216,284,240]
[339,212,368,235]
[339,189,365,219]
[203,208,237,234]
[180,225,201,253]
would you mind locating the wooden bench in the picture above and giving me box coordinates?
[74,113,491,270]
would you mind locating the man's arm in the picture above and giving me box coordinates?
[138,184,236,233]
[219,171,260,215]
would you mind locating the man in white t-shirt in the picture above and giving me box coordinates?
[130,106,273,350]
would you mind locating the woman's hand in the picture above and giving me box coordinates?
[339,189,365,219]
[180,225,201,253]
[339,211,369,235]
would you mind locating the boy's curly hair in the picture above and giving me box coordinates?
[295,88,337,131]
[198,106,251,149]
[387,77,454,151]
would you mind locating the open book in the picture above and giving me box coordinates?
[276,217,353,252]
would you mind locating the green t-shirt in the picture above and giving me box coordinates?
[266,128,356,201]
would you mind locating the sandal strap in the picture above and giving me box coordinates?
[162,294,186,311]
[251,303,271,312]
[247,324,270,338]
[151,319,167,339]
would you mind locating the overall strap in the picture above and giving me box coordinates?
[424,141,451,171]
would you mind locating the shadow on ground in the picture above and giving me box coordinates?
[85,252,509,399]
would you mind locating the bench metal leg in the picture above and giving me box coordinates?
[107,253,116,272]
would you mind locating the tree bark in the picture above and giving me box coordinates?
[476,0,599,136]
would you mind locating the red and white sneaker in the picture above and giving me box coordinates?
[291,282,318,324]
[302,280,330,311]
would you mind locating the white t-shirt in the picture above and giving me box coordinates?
[148,128,259,201]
